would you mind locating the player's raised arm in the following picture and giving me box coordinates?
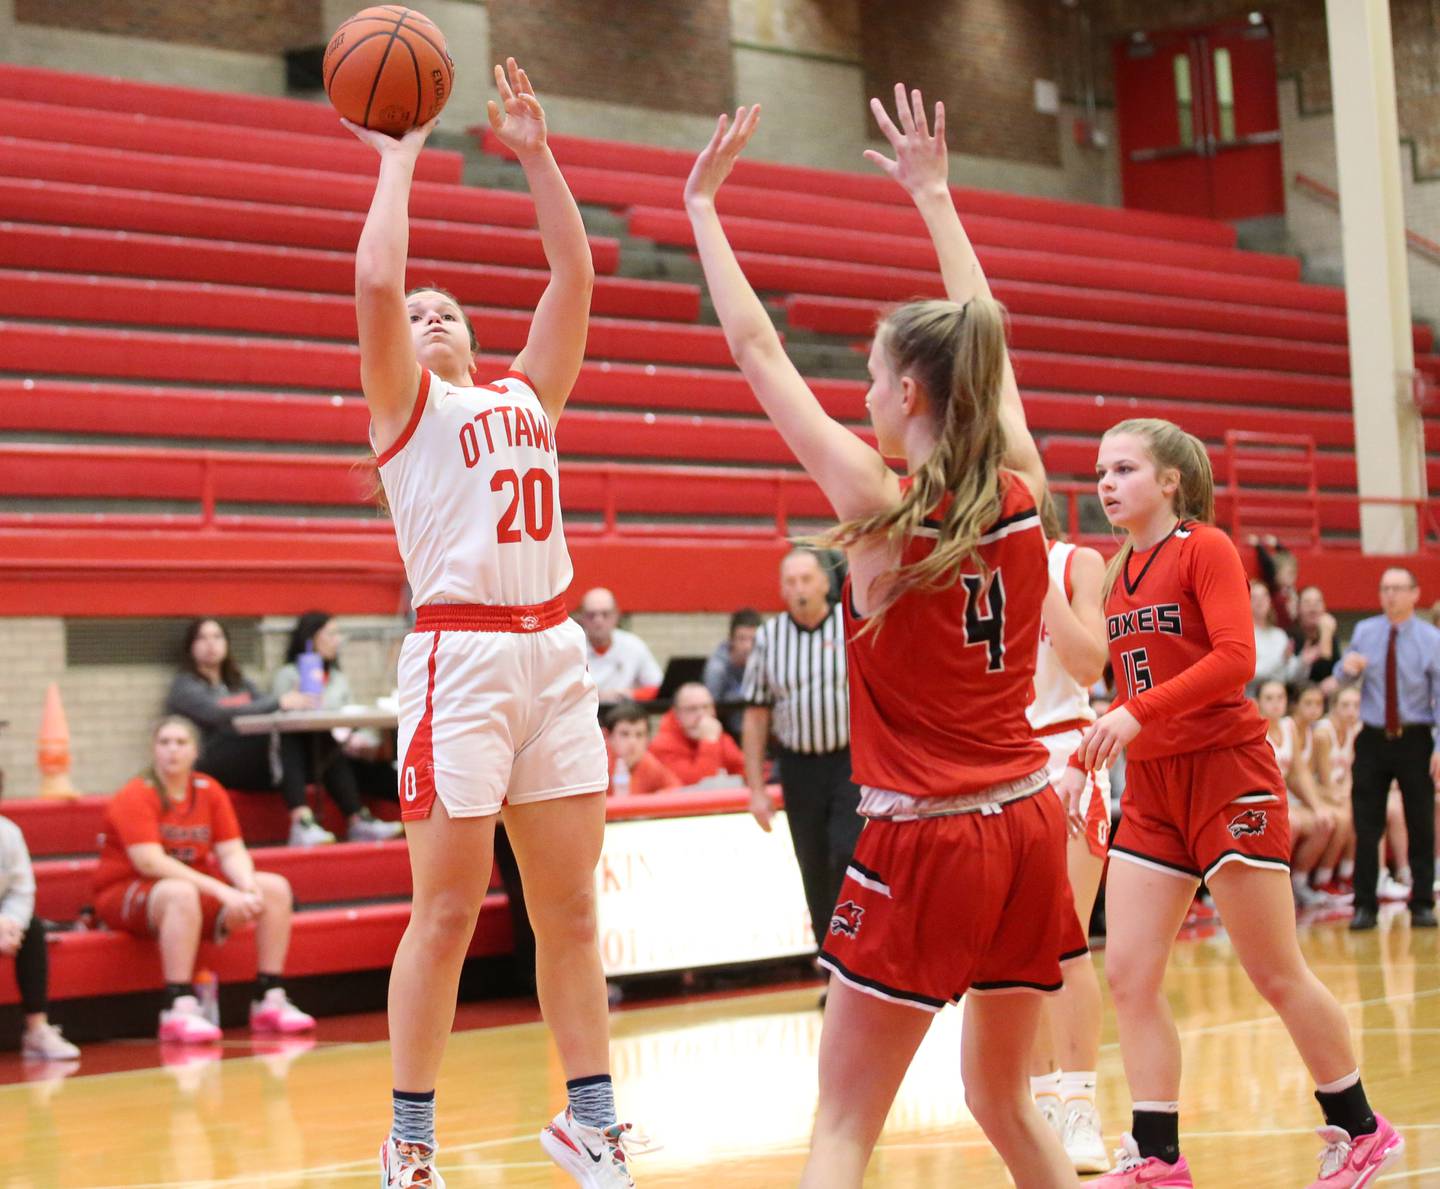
[866,85,1044,501]
[345,116,436,450]
[684,107,897,523]
[494,59,594,424]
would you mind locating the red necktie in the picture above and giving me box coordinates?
[1386,625,1400,736]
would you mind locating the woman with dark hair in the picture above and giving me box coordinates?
[165,617,330,846]
[271,611,402,842]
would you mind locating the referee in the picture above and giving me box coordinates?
[741,548,861,953]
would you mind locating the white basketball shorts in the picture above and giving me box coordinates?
[396,599,608,820]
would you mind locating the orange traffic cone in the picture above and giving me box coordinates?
[37,682,77,799]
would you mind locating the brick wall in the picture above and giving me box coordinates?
[15,0,324,56]
[859,0,1061,168]
[486,0,733,115]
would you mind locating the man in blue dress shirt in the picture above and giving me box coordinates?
[1335,567,1440,930]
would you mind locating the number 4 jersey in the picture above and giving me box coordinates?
[845,471,1050,798]
[375,368,572,607]
[1105,520,1266,762]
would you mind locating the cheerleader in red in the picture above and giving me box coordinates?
[1075,419,1402,1188]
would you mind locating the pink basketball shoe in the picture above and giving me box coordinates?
[249,987,316,1034]
[158,995,222,1044]
[1090,1134,1193,1187]
[1307,1115,1404,1187]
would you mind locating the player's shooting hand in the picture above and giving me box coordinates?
[1076,705,1140,771]
[748,786,774,833]
[1055,766,1087,837]
[340,115,437,161]
[684,106,761,211]
[864,84,947,199]
[487,57,547,159]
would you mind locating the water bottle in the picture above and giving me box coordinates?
[297,642,325,698]
[612,755,630,794]
[194,968,220,1026]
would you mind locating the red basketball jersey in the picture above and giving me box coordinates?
[845,471,1050,798]
[1105,521,1266,761]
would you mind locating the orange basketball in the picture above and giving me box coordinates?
[324,6,453,136]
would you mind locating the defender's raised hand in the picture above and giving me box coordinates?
[488,56,548,158]
[865,83,947,197]
[684,106,761,210]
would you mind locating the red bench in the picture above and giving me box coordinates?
[0,64,430,154]
[733,249,1344,314]
[0,135,533,227]
[475,126,1236,248]
[0,177,621,274]
[0,322,1350,412]
[0,227,700,320]
[0,272,735,367]
[0,96,456,183]
[626,205,1297,282]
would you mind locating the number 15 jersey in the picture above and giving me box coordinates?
[375,368,572,607]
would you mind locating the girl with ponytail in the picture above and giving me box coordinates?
[687,86,1082,1188]
[1075,420,1401,1186]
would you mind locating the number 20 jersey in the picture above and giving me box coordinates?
[375,368,573,607]
[845,471,1051,798]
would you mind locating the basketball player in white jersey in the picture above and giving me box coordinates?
[1027,492,1112,1173]
[345,59,647,1189]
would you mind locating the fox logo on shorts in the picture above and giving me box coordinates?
[1227,808,1267,838]
[829,900,864,938]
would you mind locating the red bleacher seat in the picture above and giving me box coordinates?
[626,205,1298,281]
[476,126,1237,248]
[0,63,435,156]
[0,223,698,320]
[0,135,534,226]
[0,96,453,182]
[0,177,621,273]
[0,271,737,367]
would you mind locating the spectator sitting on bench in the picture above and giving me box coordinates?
[578,587,662,704]
[165,617,336,847]
[271,611,402,842]
[704,608,761,738]
[649,683,745,786]
[0,811,78,1060]
[91,716,316,1044]
[604,702,680,795]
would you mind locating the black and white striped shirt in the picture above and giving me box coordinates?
[741,602,849,754]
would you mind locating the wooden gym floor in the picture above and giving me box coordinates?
[2,907,1436,1187]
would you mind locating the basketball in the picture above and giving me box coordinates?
[323,6,453,136]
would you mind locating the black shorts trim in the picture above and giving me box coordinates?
[1059,946,1091,964]
[846,857,886,885]
[969,975,1065,994]
[1203,849,1290,881]
[818,949,946,1011]
[1108,843,1202,880]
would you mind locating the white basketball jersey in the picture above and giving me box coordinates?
[1027,540,1097,732]
[375,369,572,606]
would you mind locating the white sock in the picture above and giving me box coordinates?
[1314,866,1334,886]
[1292,870,1311,893]
[1031,1071,1062,1102]
[1316,1069,1360,1094]
[1397,867,1413,886]
[1061,1070,1097,1108]
[1339,859,1354,878]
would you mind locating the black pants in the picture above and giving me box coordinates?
[777,747,863,950]
[1352,724,1436,913]
[11,920,49,1015]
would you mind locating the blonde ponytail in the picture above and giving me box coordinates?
[817,296,1010,629]
[1100,417,1215,599]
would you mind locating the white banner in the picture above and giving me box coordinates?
[596,810,815,977]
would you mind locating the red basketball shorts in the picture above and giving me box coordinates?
[818,788,1089,1012]
[94,878,229,943]
[1111,738,1291,884]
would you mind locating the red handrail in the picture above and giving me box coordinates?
[1293,173,1440,266]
